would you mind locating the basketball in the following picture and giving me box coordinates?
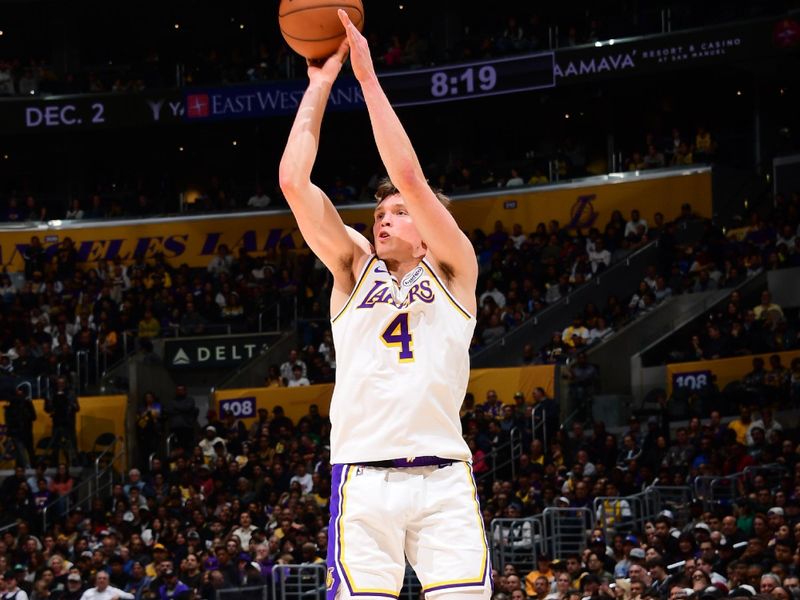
[278,0,364,60]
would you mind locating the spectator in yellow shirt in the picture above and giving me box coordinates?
[671,142,693,166]
[728,404,753,445]
[525,554,555,596]
[753,290,784,320]
[562,317,589,348]
[144,268,172,290]
[527,168,549,186]
[694,126,714,158]
[137,309,161,339]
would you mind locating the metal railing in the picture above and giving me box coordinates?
[165,433,178,458]
[16,381,32,401]
[258,300,293,334]
[94,340,109,387]
[593,495,637,539]
[490,507,593,563]
[95,437,125,493]
[476,427,522,483]
[541,507,594,560]
[531,404,548,452]
[693,474,739,511]
[42,438,126,531]
[742,463,788,492]
[40,473,84,531]
[75,350,90,393]
[265,563,425,600]
[648,486,694,527]
[691,464,788,512]
[217,585,268,600]
[593,489,661,540]
[271,564,325,600]
[0,520,20,536]
[492,467,784,567]
[491,517,543,572]
[592,486,696,540]
[37,374,50,399]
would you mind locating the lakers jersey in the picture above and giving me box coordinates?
[329,255,475,464]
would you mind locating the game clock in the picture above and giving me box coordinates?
[379,51,555,107]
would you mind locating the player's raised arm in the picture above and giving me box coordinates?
[278,40,371,281]
[337,11,477,294]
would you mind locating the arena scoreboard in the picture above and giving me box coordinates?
[378,52,556,107]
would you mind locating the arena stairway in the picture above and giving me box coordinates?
[587,270,768,421]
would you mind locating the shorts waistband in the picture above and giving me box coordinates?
[358,456,457,468]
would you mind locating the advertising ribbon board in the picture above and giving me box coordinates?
[0,168,711,273]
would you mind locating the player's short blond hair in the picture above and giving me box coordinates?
[374,177,451,210]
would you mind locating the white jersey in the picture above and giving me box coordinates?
[329,255,475,464]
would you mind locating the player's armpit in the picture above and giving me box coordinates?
[426,251,478,317]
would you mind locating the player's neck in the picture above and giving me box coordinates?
[382,256,423,281]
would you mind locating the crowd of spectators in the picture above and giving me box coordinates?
[3,191,798,600]
[506,191,800,373]
[473,202,697,357]
[0,368,796,600]
[146,0,800,90]
[0,233,325,398]
[643,191,800,367]
[5,183,798,413]
[0,205,797,600]
[0,395,336,600]
[624,129,717,173]
[0,56,172,98]
[668,288,800,364]
[0,1,785,97]
[0,179,709,406]
[480,386,800,600]
[0,120,719,223]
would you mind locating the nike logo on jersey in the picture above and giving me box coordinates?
[374,266,389,273]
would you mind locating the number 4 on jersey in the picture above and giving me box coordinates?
[380,312,414,362]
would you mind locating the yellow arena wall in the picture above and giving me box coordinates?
[214,365,556,425]
[0,395,127,467]
[0,169,711,272]
[666,349,800,397]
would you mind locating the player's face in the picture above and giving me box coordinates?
[373,195,424,262]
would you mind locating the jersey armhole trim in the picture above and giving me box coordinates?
[420,258,475,321]
[331,255,377,324]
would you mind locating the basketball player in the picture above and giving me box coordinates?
[278,10,488,600]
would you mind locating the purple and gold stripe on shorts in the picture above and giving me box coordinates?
[329,464,399,599]
[326,464,346,600]
[421,463,490,594]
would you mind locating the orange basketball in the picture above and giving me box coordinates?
[278,0,364,60]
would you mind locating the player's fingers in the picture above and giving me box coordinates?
[338,13,355,46]
[337,9,352,29]
[338,8,362,42]
[334,39,350,64]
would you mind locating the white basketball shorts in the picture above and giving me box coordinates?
[326,461,492,600]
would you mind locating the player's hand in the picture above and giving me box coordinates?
[306,39,349,86]
[338,9,375,82]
